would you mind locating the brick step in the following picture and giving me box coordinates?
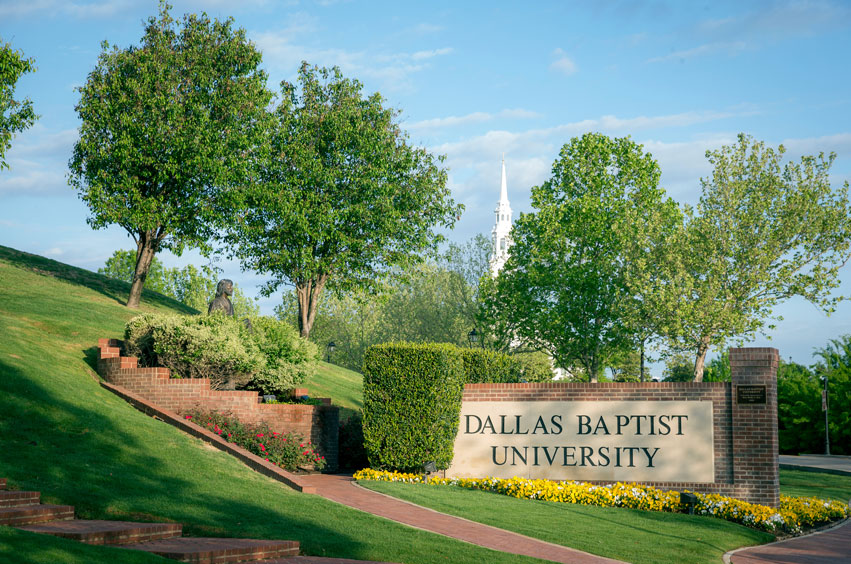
[0,504,75,526]
[0,490,40,508]
[118,537,299,563]
[245,558,397,563]
[17,519,183,545]
[0,478,6,490]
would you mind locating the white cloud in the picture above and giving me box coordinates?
[699,0,851,39]
[409,108,540,131]
[780,132,851,158]
[43,247,64,257]
[410,23,444,35]
[0,127,76,196]
[0,0,131,19]
[646,41,747,63]
[253,30,452,92]
[550,48,577,76]
[411,47,453,60]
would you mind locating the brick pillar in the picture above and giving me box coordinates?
[730,347,779,507]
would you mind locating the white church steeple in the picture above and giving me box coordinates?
[490,154,513,276]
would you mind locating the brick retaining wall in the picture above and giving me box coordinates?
[97,338,339,471]
[460,348,779,507]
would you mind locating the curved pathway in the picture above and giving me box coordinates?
[728,454,851,564]
[728,519,851,564]
[299,474,623,564]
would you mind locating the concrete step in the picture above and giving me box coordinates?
[0,504,75,526]
[0,490,40,508]
[17,519,183,545]
[118,537,299,563]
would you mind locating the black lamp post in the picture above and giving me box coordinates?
[467,328,479,348]
[821,375,830,455]
[326,341,336,363]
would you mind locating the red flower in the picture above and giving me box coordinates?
[185,415,192,420]
[256,433,264,438]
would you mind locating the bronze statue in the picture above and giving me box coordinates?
[208,279,234,316]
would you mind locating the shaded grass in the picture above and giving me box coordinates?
[0,249,549,564]
[0,528,171,563]
[306,361,364,419]
[779,468,851,502]
[360,481,775,564]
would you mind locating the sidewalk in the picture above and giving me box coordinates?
[299,474,623,564]
[780,454,851,476]
[728,519,851,564]
[728,457,851,564]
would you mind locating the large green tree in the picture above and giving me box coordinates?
[224,63,461,339]
[659,135,851,380]
[69,3,273,308]
[490,133,678,382]
[0,39,37,169]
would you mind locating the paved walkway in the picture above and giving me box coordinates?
[727,455,851,564]
[299,474,623,564]
[728,519,851,564]
[780,454,851,476]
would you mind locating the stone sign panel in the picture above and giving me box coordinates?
[448,400,715,483]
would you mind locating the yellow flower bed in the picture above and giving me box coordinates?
[353,469,849,534]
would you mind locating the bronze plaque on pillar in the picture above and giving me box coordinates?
[736,385,767,405]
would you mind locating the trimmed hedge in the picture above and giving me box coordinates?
[460,348,522,383]
[362,343,465,472]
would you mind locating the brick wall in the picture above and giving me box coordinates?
[97,338,339,471]
[460,347,779,507]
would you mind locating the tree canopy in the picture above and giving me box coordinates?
[487,133,678,382]
[69,3,273,308]
[657,135,851,380]
[0,38,37,170]
[224,62,461,339]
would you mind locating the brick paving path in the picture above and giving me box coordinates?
[729,519,851,564]
[299,474,623,564]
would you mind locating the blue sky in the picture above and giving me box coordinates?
[2,0,851,371]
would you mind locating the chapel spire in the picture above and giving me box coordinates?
[490,154,513,277]
[499,153,509,205]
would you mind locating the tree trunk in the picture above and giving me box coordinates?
[589,356,599,383]
[693,335,712,382]
[296,275,329,340]
[126,232,159,309]
[639,339,647,382]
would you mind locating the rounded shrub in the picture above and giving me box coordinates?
[244,316,319,396]
[124,313,317,392]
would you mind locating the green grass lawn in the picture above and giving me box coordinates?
[306,360,364,418]
[1,244,817,564]
[779,468,851,502]
[0,245,549,564]
[359,481,774,564]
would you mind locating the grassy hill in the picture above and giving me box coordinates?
[307,361,363,417]
[0,245,546,564]
[1,245,816,564]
